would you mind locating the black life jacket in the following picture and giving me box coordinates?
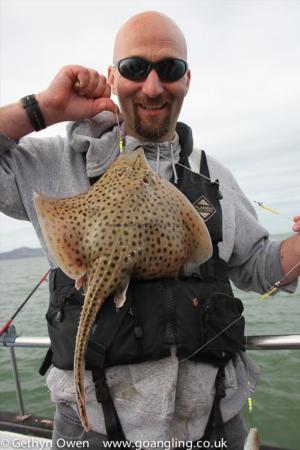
[40,122,245,443]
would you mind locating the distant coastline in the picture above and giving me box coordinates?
[0,247,44,260]
[0,232,291,261]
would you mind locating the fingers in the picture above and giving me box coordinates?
[292,215,300,233]
[73,68,119,114]
[74,69,110,99]
[46,65,120,121]
[93,97,119,115]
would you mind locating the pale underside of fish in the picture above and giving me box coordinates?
[34,147,213,431]
[244,428,260,450]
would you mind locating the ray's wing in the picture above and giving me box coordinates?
[34,191,88,280]
[166,182,213,264]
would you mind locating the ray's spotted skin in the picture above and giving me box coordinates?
[34,147,212,431]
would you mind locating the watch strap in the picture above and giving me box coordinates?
[20,94,47,131]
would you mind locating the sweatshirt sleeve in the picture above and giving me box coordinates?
[0,133,65,220]
[206,153,297,294]
[227,173,297,294]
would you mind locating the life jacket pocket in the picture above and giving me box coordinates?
[185,292,245,365]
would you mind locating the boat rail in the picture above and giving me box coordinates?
[1,325,300,416]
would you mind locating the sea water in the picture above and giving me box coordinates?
[0,249,299,449]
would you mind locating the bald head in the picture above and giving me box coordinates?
[108,11,190,142]
[113,11,187,63]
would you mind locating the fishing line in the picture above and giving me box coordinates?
[178,315,242,364]
[259,261,300,300]
[114,109,296,221]
[177,259,300,364]
[158,153,294,221]
[116,111,124,153]
[158,152,300,296]
[112,130,300,293]
[155,149,299,360]
[244,333,256,430]
[157,152,300,296]
[0,269,51,336]
[115,111,290,219]
[113,115,297,434]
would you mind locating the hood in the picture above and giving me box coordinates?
[66,111,194,179]
[67,111,120,178]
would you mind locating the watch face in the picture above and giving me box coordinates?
[21,94,37,107]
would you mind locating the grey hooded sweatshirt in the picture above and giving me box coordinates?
[0,112,294,441]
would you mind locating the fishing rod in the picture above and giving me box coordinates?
[0,269,51,336]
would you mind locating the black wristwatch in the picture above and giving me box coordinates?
[20,94,47,131]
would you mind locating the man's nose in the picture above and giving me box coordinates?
[142,69,164,97]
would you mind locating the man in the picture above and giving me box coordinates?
[0,11,299,450]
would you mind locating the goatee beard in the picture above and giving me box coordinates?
[134,116,171,141]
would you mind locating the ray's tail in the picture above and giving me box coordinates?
[73,254,130,431]
[74,289,101,432]
[74,261,114,431]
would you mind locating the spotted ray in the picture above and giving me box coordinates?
[34,147,212,431]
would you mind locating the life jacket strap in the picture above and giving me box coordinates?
[92,367,127,442]
[200,365,227,443]
[91,365,227,445]
[39,347,53,375]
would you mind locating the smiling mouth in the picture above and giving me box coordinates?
[138,103,166,110]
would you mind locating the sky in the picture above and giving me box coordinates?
[0,0,299,252]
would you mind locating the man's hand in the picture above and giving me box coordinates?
[37,65,118,125]
[292,215,300,233]
[0,65,119,140]
[280,214,300,285]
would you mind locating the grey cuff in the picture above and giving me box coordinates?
[265,239,298,293]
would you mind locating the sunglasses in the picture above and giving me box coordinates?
[116,57,188,83]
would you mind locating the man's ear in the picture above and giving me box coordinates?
[108,65,118,95]
[184,69,191,96]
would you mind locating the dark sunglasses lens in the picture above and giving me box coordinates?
[118,58,149,81]
[157,59,187,82]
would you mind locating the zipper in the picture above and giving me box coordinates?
[163,280,176,344]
